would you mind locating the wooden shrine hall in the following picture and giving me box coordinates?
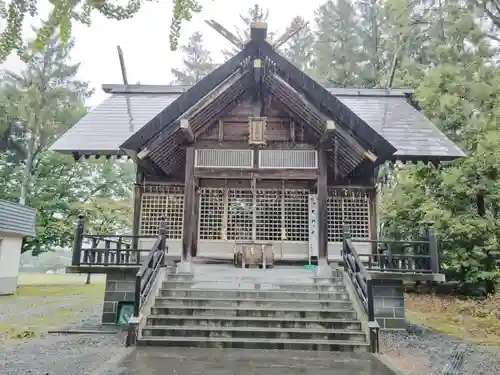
[50,21,464,269]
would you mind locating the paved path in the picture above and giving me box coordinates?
[109,347,392,375]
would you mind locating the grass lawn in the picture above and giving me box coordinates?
[0,273,105,344]
[405,293,500,345]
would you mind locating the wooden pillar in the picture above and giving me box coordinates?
[369,189,378,255]
[317,148,328,259]
[182,147,196,262]
[191,179,200,257]
[132,167,144,249]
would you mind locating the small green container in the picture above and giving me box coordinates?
[303,264,317,270]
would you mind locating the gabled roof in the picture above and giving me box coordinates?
[120,39,397,165]
[49,85,464,160]
[0,200,36,237]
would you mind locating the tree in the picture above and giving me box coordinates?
[313,0,363,87]
[0,0,202,61]
[0,29,135,256]
[221,4,274,60]
[280,16,315,73]
[1,29,92,205]
[171,31,217,85]
[379,0,500,294]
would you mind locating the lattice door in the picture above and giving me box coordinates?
[198,187,310,242]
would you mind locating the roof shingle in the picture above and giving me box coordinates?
[49,85,464,160]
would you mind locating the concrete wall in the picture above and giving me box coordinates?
[0,234,23,295]
[372,279,406,330]
[102,268,137,324]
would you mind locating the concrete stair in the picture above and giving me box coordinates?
[137,266,370,352]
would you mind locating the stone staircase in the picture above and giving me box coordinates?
[137,265,370,352]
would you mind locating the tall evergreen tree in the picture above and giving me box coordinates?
[280,16,315,73]
[222,4,274,60]
[380,0,500,293]
[356,0,385,87]
[1,28,92,205]
[171,31,217,85]
[313,0,363,87]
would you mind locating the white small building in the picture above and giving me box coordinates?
[0,200,36,295]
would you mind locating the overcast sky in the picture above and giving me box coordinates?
[0,0,325,107]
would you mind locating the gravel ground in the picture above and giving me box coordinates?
[380,328,500,375]
[0,301,127,375]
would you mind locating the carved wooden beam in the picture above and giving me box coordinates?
[194,168,318,180]
[137,72,246,160]
[180,118,194,143]
[266,74,378,163]
[320,120,335,145]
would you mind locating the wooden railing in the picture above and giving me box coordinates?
[71,214,157,267]
[342,227,379,353]
[134,218,168,317]
[350,227,440,274]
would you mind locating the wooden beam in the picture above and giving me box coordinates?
[131,168,144,249]
[194,168,318,180]
[193,140,316,150]
[121,42,258,152]
[317,148,328,260]
[259,42,397,160]
[182,147,196,262]
[320,120,335,144]
[192,179,200,257]
[266,74,378,162]
[180,118,194,143]
[138,72,245,159]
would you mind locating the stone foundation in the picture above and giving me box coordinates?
[102,269,137,324]
[372,279,406,330]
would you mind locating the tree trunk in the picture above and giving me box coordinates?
[19,130,36,205]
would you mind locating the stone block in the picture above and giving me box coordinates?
[103,301,117,313]
[101,268,138,324]
[371,279,405,331]
[382,297,404,309]
[384,317,407,330]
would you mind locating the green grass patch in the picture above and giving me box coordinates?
[406,293,500,346]
[0,273,106,344]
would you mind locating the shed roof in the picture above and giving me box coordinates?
[49,85,464,160]
[0,200,36,237]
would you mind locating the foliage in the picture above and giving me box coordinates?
[171,31,217,85]
[0,0,202,61]
[221,4,274,60]
[379,0,500,294]
[313,0,364,86]
[0,30,133,255]
[280,16,315,73]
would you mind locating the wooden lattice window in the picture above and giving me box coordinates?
[256,189,282,241]
[259,150,318,169]
[195,149,253,168]
[140,185,184,238]
[283,189,309,242]
[327,189,371,242]
[198,188,224,240]
[227,189,253,240]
